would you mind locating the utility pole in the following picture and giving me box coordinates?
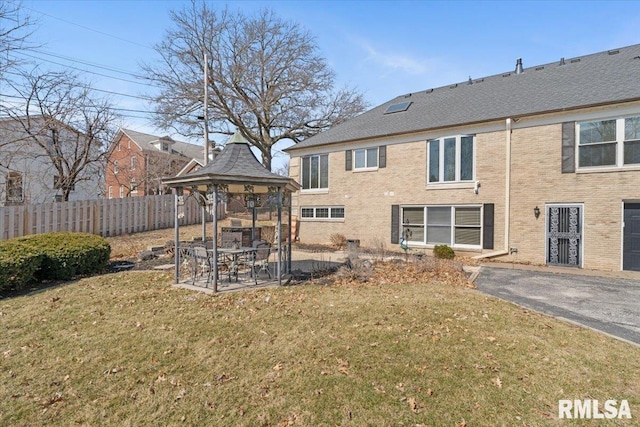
[203,53,210,166]
[202,53,210,242]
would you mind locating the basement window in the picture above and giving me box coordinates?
[384,101,412,114]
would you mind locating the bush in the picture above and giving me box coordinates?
[433,244,455,259]
[0,241,44,291]
[0,232,111,290]
[329,233,347,250]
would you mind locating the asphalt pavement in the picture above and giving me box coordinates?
[475,265,640,345]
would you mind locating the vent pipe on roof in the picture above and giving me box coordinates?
[515,58,523,74]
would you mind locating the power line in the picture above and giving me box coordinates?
[11,51,157,87]
[24,48,150,81]
[3,70,157,102]
[24,6,156,51]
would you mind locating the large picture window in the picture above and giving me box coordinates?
[402,205,481,247]
[428,135,474,183]
[301,154,328,190]
[578,116,640,168]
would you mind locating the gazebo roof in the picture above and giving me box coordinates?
[162,131,300,193]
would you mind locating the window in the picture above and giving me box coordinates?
[108,186,113,199]
[119,185,124,198]
[402,206,481,247]
[131,156,137,170]
[428,135,474,183]
[113,160,119,174]
[161,142,169,152]
[624,117,640,165]
[577,116,640,168]
[131,180,138,194]
[578,120,616,167]
[301,154,328,190]
[5,172,23,203]
[354,148,378,169]
[301,206,345,220]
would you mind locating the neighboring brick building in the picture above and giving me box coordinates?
[106,129,205,198]
[286,44,640,273]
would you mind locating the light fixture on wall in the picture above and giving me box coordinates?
[534,206,541,219]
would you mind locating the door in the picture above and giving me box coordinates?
[546,204,582,267]
[623,203,640,271]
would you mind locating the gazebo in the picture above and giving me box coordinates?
[162,131,300,292]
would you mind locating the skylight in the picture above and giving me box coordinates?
[384,101,412,114]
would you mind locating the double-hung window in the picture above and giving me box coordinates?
[354,148,378,169]
[428,135,474,183]
[624,117,640,165]
[577,116,640,168]
[301,154,328,190]
[401,206,481,248]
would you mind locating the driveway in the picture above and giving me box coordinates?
[475,265,640,345]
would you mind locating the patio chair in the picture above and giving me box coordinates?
[251,241,272,284]
[191,246,211,285]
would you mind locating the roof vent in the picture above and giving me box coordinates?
[468,76,473,85]
[608,49,620,55]
[535,66,544,71]
[559,57,566,65]
[570,58,581,63]
[515,58,523,74]
[449,83,458,89]
[425,88,434,93]
[502,72,511,77]
[404,93,412,98]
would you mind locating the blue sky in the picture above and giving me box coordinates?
[13,0,640,167]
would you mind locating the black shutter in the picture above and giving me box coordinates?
[379,145,387,168]
[482,203,494,250]
[391,205,399,244]
[562,122,575,173]
[345,150,352,171]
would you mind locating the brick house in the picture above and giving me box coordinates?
[286,44,640,272]
[106,129,205,198]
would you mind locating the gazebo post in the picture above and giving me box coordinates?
[277,187,282,286]
[173,187,181,284]
[287,193,292,274]
[212,184,219,293]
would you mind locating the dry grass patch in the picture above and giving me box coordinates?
[1,271,639,426]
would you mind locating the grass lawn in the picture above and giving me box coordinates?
[1,226,639,427]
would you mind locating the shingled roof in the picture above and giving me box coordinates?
[162,131,299,192]
[120,128,203,160]
[289,43,640,151]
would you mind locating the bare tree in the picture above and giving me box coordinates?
[0,70,120,201]
[0,1,36,79]
[143,2,368,171]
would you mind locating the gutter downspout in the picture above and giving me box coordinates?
[474,117,512,259]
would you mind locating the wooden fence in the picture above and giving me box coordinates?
[0,194,219,240]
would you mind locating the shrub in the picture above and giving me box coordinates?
[0,241,43,291]
[329,233,347,250]
[0,232,111,290]
[433,244,455,259]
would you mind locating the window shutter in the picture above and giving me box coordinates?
[391,205,399,244]
[482,203,494,250]
[345,150,352,171]
[562,122,575,173]
[379,145,387,168]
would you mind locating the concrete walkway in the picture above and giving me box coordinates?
[475,264,640,345]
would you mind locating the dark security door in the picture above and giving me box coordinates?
[623,203,640,271]
[546,205,582,267]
